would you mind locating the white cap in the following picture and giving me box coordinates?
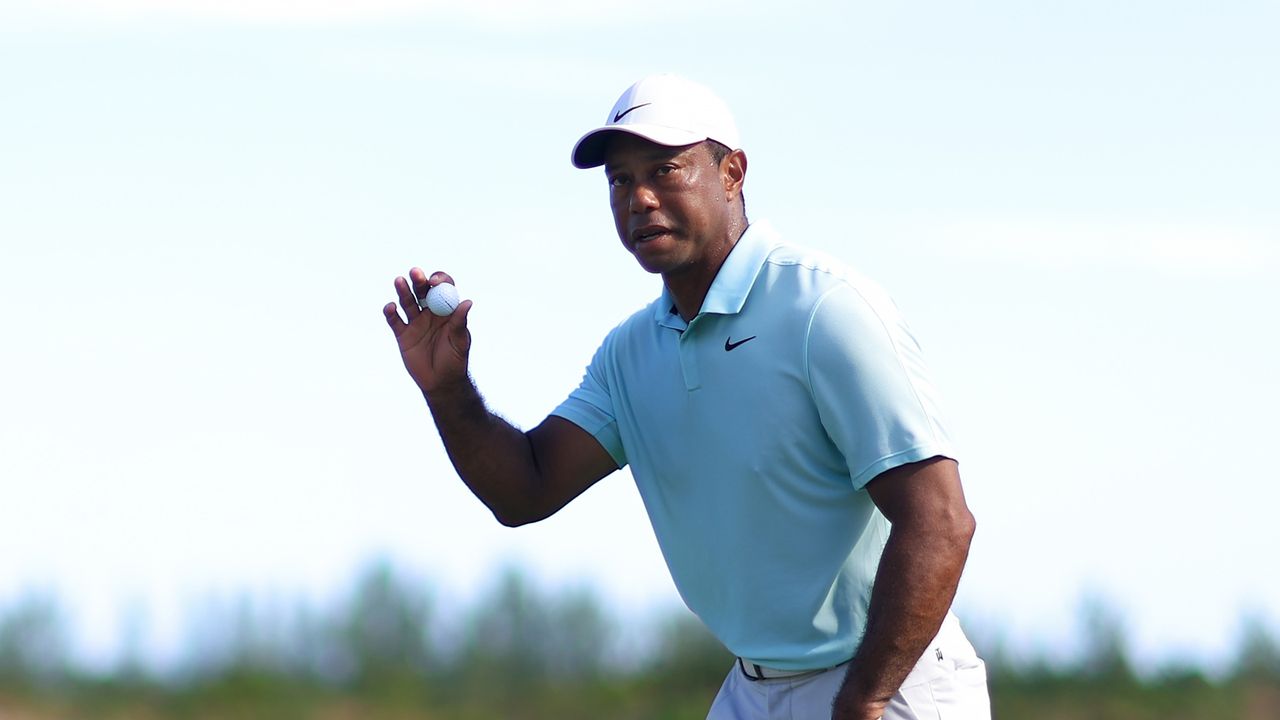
[571,74,740,169]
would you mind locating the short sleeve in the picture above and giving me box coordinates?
[550,340,628,468]
[804,282,954,489]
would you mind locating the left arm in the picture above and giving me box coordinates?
[831,456,976,720]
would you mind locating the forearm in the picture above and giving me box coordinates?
[423,376,543,527]
[837,513,974,710]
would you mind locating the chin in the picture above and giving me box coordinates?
[631,255,669,275]
[629,240,685,274]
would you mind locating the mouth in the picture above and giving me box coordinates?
[631,225,673,244]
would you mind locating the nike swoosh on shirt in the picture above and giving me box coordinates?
[724,335,757,351]
[613,103,652,123]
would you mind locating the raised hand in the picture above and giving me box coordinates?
[383,268,474,395]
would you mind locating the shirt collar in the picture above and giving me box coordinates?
[652,220,782,329]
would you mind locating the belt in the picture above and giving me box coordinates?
[737,657,848,682]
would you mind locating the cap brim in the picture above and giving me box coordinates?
[571,125,707,169]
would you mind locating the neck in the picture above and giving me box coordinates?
[664,217,749,322]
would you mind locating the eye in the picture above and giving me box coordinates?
[655,165,675,176]
[608,174,629,188]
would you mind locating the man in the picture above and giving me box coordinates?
[382,74,991,719]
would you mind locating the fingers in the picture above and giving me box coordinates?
[383,302,407,337]
[408,268,429,310]
[409,268,457,310]
[394,274,421,321]
[449,299,473,331]
[446,299,474,358]
[388,268,466,334]
[408,268,464,315]
[420,269,456,288]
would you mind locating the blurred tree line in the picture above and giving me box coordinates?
[0,562,1277,719]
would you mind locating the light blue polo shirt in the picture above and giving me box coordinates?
[551,221,954,670]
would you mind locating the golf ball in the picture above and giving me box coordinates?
[424,282,460,317]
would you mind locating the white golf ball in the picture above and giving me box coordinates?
[424,282,460,317]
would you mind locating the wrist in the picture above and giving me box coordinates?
[834,666,892,714]
[422,373,475,407]
[831,687,889,720]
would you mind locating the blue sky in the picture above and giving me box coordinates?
[2,0,1277,673]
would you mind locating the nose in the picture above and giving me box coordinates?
[628,182,659,214]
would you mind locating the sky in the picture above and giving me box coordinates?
[1,0,1278,675]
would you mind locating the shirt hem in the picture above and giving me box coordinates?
[850,444,955,490]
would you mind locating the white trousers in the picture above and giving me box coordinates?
[706,614,990,720]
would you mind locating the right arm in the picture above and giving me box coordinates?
[383,268,618,526]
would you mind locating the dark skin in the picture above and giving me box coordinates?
[839,457,976,719]
[383,135,975,720]
[601,134,748,321]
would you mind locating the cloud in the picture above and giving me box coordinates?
[936,218,1279,275]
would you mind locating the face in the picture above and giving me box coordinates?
[602,134,742,278]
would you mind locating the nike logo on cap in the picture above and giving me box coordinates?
[724,335,757,351]
[613,103,651,123]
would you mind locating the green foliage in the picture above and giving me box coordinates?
[1075,594,1134,684]
[0,565,1278,718]
[978,602,1280,719]
[1234,613,1280,683]
[339,561,436,688]
[643,610,733,692]
[0,592,70,690]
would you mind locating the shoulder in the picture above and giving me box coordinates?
[745,228,916,373]
[754,235,902,327]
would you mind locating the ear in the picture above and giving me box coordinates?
[721,149,747,200]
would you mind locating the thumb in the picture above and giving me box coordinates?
[446,299,474,357]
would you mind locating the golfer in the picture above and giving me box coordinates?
[383,74,991,719]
